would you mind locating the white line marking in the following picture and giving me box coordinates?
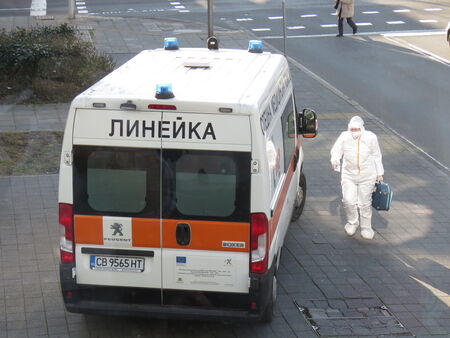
[393,9,410,13]
[356,22,373,26]
[419,19,438,23]
[301,14,317,18]
[252,28,271,32]
[262,33,342,39]
[236,18,253,21]
[363,11,379,14]
[383,35,450,66]
[424,8,442,11]
[383,30,444,37]
[387,21,405,25]
[170,2,181,4]
[268,16,283,20]
[321,24,337,28]
[78,10,88,14]
[30,0,46,16]
[77,6,86,10]
[331,12,337,16]
[179,10,190,12]
[260,29,445,40]
[174,5,185,9]
[76,1,85,5]
[0,8,31,11]
[287,26,305,30]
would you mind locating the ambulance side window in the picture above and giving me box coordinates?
[281,97,296,171]
[267,122,284,194]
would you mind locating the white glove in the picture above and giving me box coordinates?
[331,160,340,171]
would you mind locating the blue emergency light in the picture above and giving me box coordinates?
[164,37,179,50]
[248,40,263,53]
[155,84,175,99]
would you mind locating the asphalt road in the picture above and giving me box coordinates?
[0,0,31,16]
[277,33,450,170]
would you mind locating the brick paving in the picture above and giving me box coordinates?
[0,12,449,338]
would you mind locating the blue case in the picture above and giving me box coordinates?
[372,182,393,211]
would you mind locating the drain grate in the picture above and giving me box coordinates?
[294,297,413,336]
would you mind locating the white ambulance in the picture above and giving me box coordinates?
[58,38,317,322]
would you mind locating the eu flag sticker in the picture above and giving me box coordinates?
[176,256,186,264]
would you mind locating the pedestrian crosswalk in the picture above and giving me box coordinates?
[235,6,447,36]
[84,0,190,16]
[80,1,448,38]
[76,1,88,15]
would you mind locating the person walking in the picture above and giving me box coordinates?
[330,116,384,240]
[335,0,358,37]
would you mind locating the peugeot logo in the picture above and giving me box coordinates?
[110,223,123,236]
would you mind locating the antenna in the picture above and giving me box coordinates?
[282,0,287,56]
[207,0,219,49]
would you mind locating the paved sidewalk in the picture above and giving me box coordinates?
[0,104,69,132]
[1,13,450,338]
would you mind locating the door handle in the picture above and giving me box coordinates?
[176,223,191,246]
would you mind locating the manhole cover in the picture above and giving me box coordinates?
[294,298,413,336]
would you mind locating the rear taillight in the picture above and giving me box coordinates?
[59,203,74,263]
[250,213,269,274]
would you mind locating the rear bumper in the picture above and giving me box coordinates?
[60,263,272,321]
[64,299,255,321]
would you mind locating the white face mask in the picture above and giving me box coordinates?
[352,131,362,139]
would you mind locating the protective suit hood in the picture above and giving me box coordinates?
[348,116,365,131]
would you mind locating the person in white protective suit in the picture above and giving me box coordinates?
[330,116,384,240]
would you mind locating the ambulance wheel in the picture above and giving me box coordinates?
[262,272,277,323]
[291,172,307,222]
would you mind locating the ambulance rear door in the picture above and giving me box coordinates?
[159,111,252,307]
[71,108,163,304]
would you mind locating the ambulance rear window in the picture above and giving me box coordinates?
[175,154,237,217]
[73,146,160,217]
[163,149,250,222]
[86,152,146,213]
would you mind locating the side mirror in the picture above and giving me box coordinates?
[298,108,318,138]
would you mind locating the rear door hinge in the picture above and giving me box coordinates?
[251,159,259,174]
[64,151,72,166]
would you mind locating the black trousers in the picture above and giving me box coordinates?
[338,17,357,35]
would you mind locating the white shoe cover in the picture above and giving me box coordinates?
[361,228,375,240]
[344,223,358,236]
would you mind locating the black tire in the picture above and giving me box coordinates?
[291,172,307,222]
[261,272,277,323]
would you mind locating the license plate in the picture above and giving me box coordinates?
[90,255,145,273]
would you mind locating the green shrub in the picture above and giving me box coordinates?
[0,23,115,103]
